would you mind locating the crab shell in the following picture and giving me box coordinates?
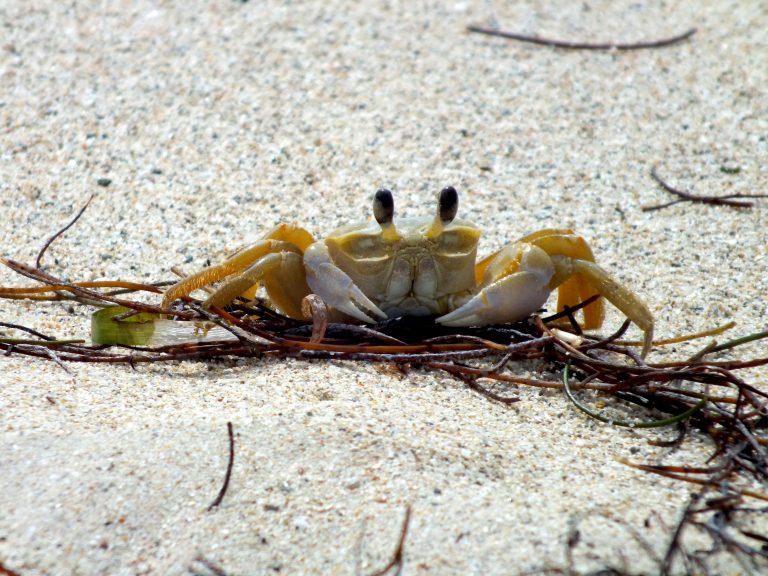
[162,187,654,356]
[305,213,481,319]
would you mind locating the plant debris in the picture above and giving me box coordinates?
[188,554,230,576]
[643,166,768,211]
[207,422,235,512]
[0,561,22,576]
[369,506,411,576]
[35,194,94,269]
[2,255,767,572]
[467,24,696,51]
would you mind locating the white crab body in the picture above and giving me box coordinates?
[162,187,654,356]
[304,216,479,319]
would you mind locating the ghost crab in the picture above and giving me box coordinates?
[162,187,654,356]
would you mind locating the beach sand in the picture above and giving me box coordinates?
[1,1,766,574]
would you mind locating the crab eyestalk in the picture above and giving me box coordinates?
[427,186,459,238]
[374,188,401,241]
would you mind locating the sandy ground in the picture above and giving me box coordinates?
[1,1,767,575]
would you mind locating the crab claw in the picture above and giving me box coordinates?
[303,242,387,323]
[437,244,554,327]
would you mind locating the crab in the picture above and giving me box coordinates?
[162,187,654,356]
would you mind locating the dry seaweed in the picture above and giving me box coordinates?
[188,555,230,576]
[2,256,767,573]
[643,167,768,211]
[368,506,411,576]
[467,24,696,51]
[207,422,236,512]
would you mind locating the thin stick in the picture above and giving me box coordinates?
[643,167,768,211]
[207,422,235,511]
[36,194,94,268]
[0,562,22,576]
[0,280,164,297]
[0,338,86,346]
[541,294,599,324]
[616,321,736,348]
[708,329,768,354]
[661,490,707,576]
[189,555,230,576]
[467,24,696,51]
[0,321,57,341]
[369,505,412,576]
[44,345,75,379]
[2,259,193,318]
[619,460,768,502]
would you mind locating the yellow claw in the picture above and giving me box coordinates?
[465,228,652,356]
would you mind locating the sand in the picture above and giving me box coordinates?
[1,1,767,574]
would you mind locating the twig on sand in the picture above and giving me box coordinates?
[207,422,235,512]
[36,195,94,268]
[467,24,696,51]
[643,167,768,211]
[369,506,412,576]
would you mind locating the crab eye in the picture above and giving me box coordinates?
[438,186,458,224]
[373,188,394,226]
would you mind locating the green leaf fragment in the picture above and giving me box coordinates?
[91,306,238,346]
[91,306,158,346]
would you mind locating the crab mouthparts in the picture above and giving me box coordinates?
[379,255,443,316]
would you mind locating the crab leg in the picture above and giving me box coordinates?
[161,224,314,309]
[524,230,654,356]
[555,258,654,358]
[204,250,310,319]
[303,242,387,323]
[465,230,654,357]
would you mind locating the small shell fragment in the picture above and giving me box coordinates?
[550,328,584,348]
